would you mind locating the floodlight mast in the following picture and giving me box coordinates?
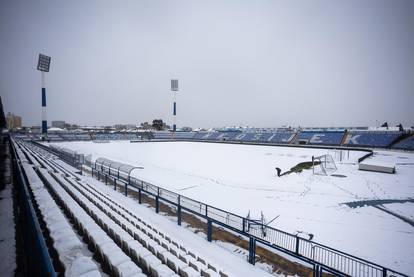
[37,54,51,135]
[171,79,179,134]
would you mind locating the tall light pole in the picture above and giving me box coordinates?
[171,79,179,134]
[37,54,51,136]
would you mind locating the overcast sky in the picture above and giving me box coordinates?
[1,0,413,128]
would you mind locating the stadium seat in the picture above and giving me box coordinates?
[296,131,345,145]
[343,131,402,147]
[391,134,414,150]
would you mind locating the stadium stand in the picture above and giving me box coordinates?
[264,131,296,144]
[192,131,210,140]
[193,132,222,141]
[152,131,195,140]
[233,133,259,142]
[94,133,137,140]
[295,131,345,146]
[61,134,77,140]
[193,131,296,144]
[173,132,196,139]
[391,134,414,150]
[343,131,402,148]
[153,131,173,139]
[76,133,92,140]
[11,128,414,150]
[220,132,243,141]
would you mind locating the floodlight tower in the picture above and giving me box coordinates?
[37,54,51,135]
[171,79,179,133]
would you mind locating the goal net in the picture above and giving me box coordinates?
[327,149,350,163]
[313,154,337,176]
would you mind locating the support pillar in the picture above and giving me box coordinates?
[177,196,181,226]
[248,237,256,265]
[41,72,47,135]
[207,220,212,242]
[138,188,142,204]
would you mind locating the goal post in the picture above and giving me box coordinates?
[313,154,337,176]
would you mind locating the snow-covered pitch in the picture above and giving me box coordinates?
[50,140,414,275]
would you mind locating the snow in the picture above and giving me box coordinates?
[382,203,414,221]
[48,141,414,275]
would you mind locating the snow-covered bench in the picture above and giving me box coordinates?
[70,177,224,276]
[21,164,102,277]
[43,170,148,276]
[37,167,144,277]
[58,175,174,276]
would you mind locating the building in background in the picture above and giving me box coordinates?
[51,120,65,129]
[6,112,22,129]
[0,97,6,130]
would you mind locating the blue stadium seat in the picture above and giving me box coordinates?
[76,133,91,140]
[204,132,222,140]
[343,131,402,147]
[61,134,77,140]
[152,132,172,139]
[123,133,138,140]
[95,133,134,140]
[193,132,222,140]
[266,132,296,143]
[193,132,208,140]
[215,132,240,141]
[240,133,263,142]
[391,135,414,150]
[173,132,196,139]
[152,131,195,139]
[296,131,344,146]
[193,131,296,144]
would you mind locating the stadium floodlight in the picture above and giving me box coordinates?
[37,54,51,72]
[171,79,179,92]
[37,53,52,135]
[171,79,179,133]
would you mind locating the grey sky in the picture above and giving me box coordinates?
[1,0,413,128]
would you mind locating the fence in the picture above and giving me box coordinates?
[39,141,408,277]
